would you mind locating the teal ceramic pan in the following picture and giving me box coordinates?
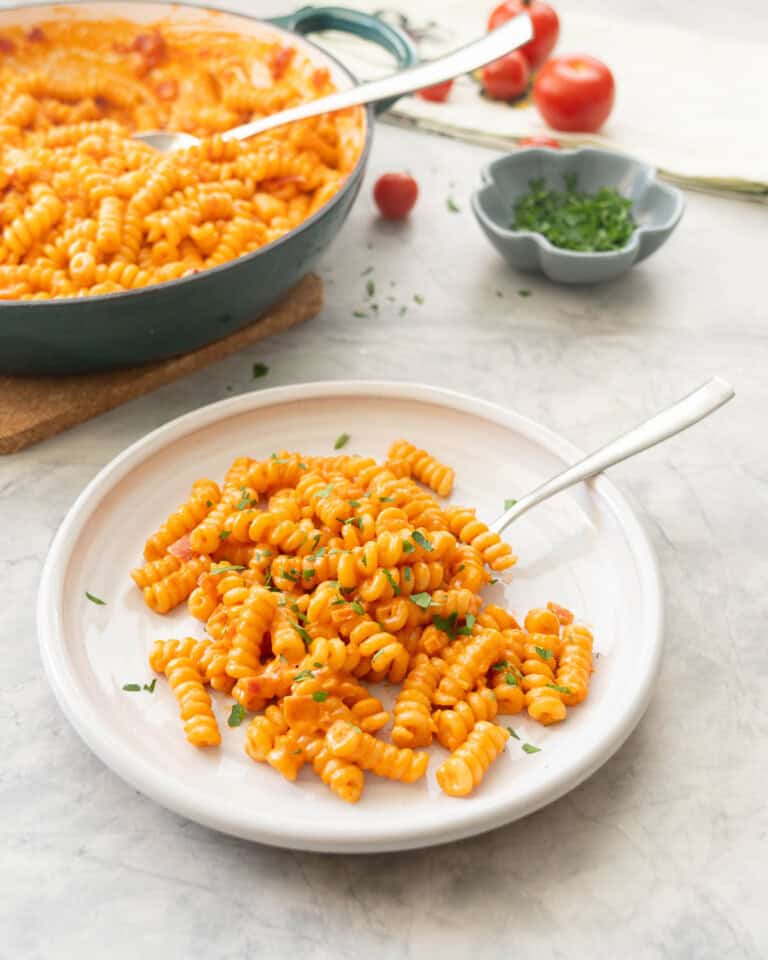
[0,3,416,375]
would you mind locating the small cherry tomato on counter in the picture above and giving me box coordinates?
[518,135,561,148]
[417,79,453,103]
[533,54,615,132]
[487,0,559,70]
[373,173,419,220]
[481,51,529,101]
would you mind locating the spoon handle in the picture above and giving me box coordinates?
[489,377,735,535]
[222,14,533,143]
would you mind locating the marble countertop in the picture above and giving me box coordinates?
[3,118,767,956]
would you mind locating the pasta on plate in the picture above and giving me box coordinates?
[0,17,364,299]
[130,438,596,803]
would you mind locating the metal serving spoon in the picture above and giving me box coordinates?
[490,377,735,534]
[133,14,533,153]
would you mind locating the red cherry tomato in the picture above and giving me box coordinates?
[417,79,453,103]
[518,135,561,148]
[373,173,418,220]
[488,0,559,70]
[533,54,614,132]
[481,51,529,101]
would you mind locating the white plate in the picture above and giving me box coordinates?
[37,382,663,853]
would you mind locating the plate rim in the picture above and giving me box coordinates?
[37,380,664,853]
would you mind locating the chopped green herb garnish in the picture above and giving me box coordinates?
[522,742,541,754]
[353,310,368,318]
[432,611,458,636]
[282,569,298,583]
[547,683,572,694]
[264,569,273,589]
[235,488,251,510]
[280,653,288,663]
[299,462,308,470]
[312,690,329,703]
[411,531,432,552]
[219,530,231,540]
[410,592,432,610]
[252,362,269,379]
[446,196,460,213]
[86,591,106,605]
[205,499,213,508]
[382,569,400,596]
[512,175,635,252]
[348,500,360,508]
[341,516,363,528]
[399,305,408,316]
[366,279,375,298]
[315,484,334,499]
[210,563,247,575]
[465,613,476,632]
[361,553,368,567]
[378,496,395,503]
[360,265,373,276]
[507,726,520,740]
[143,678,157,693]
[535,646,554,660]
[303,568,315,581]
[489,578,498,585]
[351,600,366,615]
[403,566,412,582]
[313,661,323,668]
[402,539,416,554]
[492,660,509,672]
[504,498,517,511]
[505,673,518,686]
[331,598,346,606]
[413,294,424,305]
[122,683,141,692]
[227,704,246,727]
[293,669,315,682]
[292,748,303,755]
[518,289,532,297]
[291,621,312,647]
[334,432,350,450]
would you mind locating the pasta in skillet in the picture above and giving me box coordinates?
[129,438,596,802]
[0,17,364,299]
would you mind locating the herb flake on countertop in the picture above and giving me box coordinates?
[366,279,375,298]
[334,432,350,450]
[252,362,269,379]
[413,294,424,305]
[85,591,106,605]
[518,289,532,297]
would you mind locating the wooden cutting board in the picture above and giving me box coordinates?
[0,273,322,455]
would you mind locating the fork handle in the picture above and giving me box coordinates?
[222,14,532,143]
[489,377,735,534]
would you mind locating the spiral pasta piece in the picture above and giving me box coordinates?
[434,629,505,706]
[142,555,210,613]
[165,656,220,747]
[149,636,211,675]
[144,478,220,560]
[521,632,566,725]
[244,705,288,762]
[436,721,509,797]
[555,624,594,706]
[391,654,442,748]
[388,440,455,497]
[326,721,428,783]
[130,554,181,589]
[312,741,365,803]
[433,684,499,750]
[445,506,517,573]
[226,586,279,679]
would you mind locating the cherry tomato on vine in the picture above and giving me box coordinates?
[533,54,614,132]
[487,0,559,70]
[373,173,419,220]
[518,135,561,148]
[481,51,529,101]
[417,79,453,103]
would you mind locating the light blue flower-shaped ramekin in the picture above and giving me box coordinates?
[471,147,685,284]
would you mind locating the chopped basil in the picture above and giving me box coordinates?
[361,554,368,567]
[235,489,251,510]
[410,592,432,610]
[507,726,520,740]
[492,660,509,672]
[210,563,246,575]
[312,690,329,702]
[122,683,141,692]
[351,600,366,615]
[143,678,157,693]
[547,683,572,694]
[219,530,231,540]
[227,704,245,727]
[252,362,269,379]
[303,569,315,581]
[334,432,350,450]
[504,498,517,511]
[403,567,412,582]
[293,669,315,682]
[411,531,432,552]
[85,592,106,605]
[534,646,554,660]
[402,539,416,554]
[504,673,518,686]
[522,742,541,754]
[291,622,312,647]
[382,569,400,596]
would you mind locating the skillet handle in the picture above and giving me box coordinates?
[269,5,418,113]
